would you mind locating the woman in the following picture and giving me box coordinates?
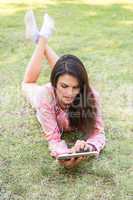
[22,11,105,168]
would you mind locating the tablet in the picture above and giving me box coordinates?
[57,151,98,160]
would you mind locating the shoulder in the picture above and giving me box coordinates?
[91,87,100,100]
[87,86,100,100]
[90,87,102,115]
[39,82,54,96]
[88,87,101,109]
[34,82,56,109]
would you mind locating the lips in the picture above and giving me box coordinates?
[64,97,73,102]
[64,96,73,100]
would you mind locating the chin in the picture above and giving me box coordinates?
[64,99,73,103]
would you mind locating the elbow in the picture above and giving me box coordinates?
[21,81,27,97]
[21,82,25,97]
[21,80,31,92]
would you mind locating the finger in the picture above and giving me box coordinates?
[67,158,79,166]
[70,147,76,153]
[58,159,73,168]
[63,158,76,168]
[62,158,75,164]
[75,140,81,145]
[58,160,66,164]
[75,145,81,153]
[79,156,86,161]
[74,157,83,165]
[50,151,57,158]
[77,155,87,162]
[76,140,85,145]
[70,158,75,162]
[58,160,67,167]
[67,148,72,154]
[72,144,79,153]
[74,141,86,152]
[76,144,85,153]
[65,158,81,168]
[84,144,91,152]
[80,143,86,151]
[81,156,87,160]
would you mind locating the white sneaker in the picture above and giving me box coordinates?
[24,10,39,43]
[40,13,55,39]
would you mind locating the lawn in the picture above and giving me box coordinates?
[0,0,133,199]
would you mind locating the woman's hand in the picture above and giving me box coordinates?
[58,156,86,169]
[54,140,95,169]
[51,150,86,169]
[71,140,94,153]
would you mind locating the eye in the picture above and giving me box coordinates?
[61,84,68,88]
[73,86,80,90]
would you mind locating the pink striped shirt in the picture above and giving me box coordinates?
[23,82,106,156]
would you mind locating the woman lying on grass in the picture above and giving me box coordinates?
[22,11,106,168]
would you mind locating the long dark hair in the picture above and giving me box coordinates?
[50,54,98,135]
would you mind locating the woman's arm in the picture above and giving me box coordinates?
[86,90,106,153]
[44,44,59,69]
[23,36,59,84]
[71,89,106,154]
[22,36,59,106]
[86,132,106,153]
[23,37,47,83]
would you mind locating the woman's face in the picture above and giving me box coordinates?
[55,74,80,109]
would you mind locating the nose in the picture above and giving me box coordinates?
[66,88,73,97]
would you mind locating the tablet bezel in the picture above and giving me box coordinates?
[57,151,98,160]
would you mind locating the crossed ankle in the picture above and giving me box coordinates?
[24,11,55,43]
[39,13,55,39]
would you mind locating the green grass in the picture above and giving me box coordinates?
[0,0,133,199]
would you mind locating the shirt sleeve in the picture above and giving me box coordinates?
[36,100,61,142]
[22,83,70,157]
[31,85,61,142]
[86,89,106,153]
[35,95,70,156]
